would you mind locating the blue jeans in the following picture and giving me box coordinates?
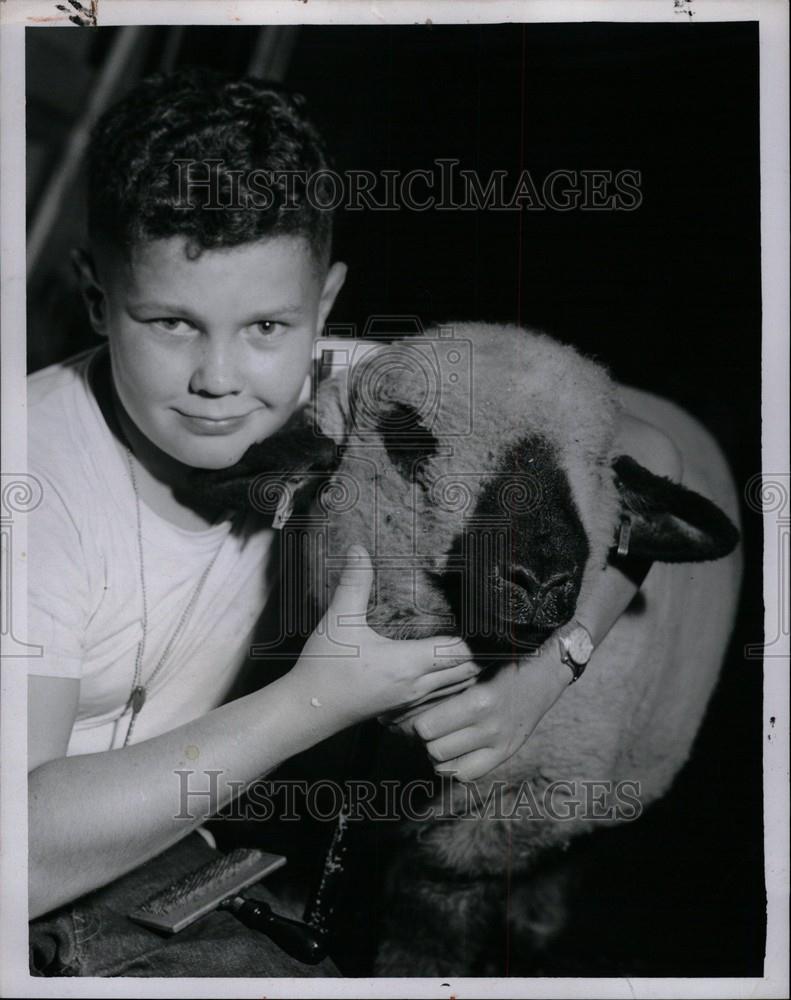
[29,832,340,977]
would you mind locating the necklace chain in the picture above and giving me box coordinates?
[122,447,224,747]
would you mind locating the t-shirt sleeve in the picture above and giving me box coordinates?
[27,470,91,679]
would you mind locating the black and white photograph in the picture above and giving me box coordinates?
[0,1,788,996]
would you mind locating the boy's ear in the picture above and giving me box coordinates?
[316,261,347,332]
[71,248,108,336]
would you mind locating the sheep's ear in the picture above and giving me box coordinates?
[311,373,350,444]
[611,455,740,562]
[377,402,439,486]
[312,341,388,443]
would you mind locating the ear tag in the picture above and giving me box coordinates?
[272,488,295,531]
[617,516,632,557]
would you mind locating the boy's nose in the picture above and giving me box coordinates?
[189,339,244,396]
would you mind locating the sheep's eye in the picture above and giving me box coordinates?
[378,403,438,484]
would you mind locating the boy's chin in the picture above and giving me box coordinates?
[172,439,261,473]
[188,452,252,472]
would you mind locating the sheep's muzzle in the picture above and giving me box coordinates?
[490,564,578,631]
[441,438,590,651]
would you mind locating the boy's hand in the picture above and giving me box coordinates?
[290,545,480,728]
[382,642,571,782]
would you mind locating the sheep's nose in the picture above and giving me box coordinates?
[507,566,572,600]
[492,564,577,629]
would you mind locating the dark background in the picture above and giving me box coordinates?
[26,22,765,976]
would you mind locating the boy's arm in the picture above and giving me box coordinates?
[27,670,347,920]
[25,463,340,918]
[569,410,682,643]
[388,413,682,782]
[28,546,477,919]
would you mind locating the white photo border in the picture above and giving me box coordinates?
[2,1,788,997]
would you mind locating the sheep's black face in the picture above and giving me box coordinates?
[441,436,589,650]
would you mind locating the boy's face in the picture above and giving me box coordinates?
[83,235,345,470]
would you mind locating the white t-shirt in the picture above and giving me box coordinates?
[27,345,279,756]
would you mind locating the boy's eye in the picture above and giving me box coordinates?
[252,321,286,338]
[149,318,190,334]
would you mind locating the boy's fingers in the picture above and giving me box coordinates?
[433,748,496,782]
[383,704,423,727]
[382,672,477,728]
[419,660,480,695]
[328,545,373,618]
[401,685,481,738]
[386,676,479,727]
[411,636,476,671]
[408,676,478,709]
[426,726,487,763]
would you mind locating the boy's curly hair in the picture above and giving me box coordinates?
[86,68,334,265]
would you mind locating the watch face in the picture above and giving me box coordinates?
[568,627,594,664]
[562,624,594,666]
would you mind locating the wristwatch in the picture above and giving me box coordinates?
[556,619,594,684]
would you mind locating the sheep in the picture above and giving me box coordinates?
[193,322,741,975]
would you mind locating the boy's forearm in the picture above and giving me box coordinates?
[28,672,340,920]
[571,410,680,650]
[571,555,652,649]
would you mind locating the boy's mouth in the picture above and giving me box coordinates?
[174,409,255,434]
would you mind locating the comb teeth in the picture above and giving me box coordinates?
[129,847,287,934]
[137,848,256,915]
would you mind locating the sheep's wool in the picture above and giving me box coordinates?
[308,323,741,880]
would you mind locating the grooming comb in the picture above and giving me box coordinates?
[129,847,326,965]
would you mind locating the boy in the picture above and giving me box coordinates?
[27,69,678,977]
[27,70,482,977]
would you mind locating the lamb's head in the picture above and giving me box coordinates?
[191,324,739,657]
[306,325,620,652]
